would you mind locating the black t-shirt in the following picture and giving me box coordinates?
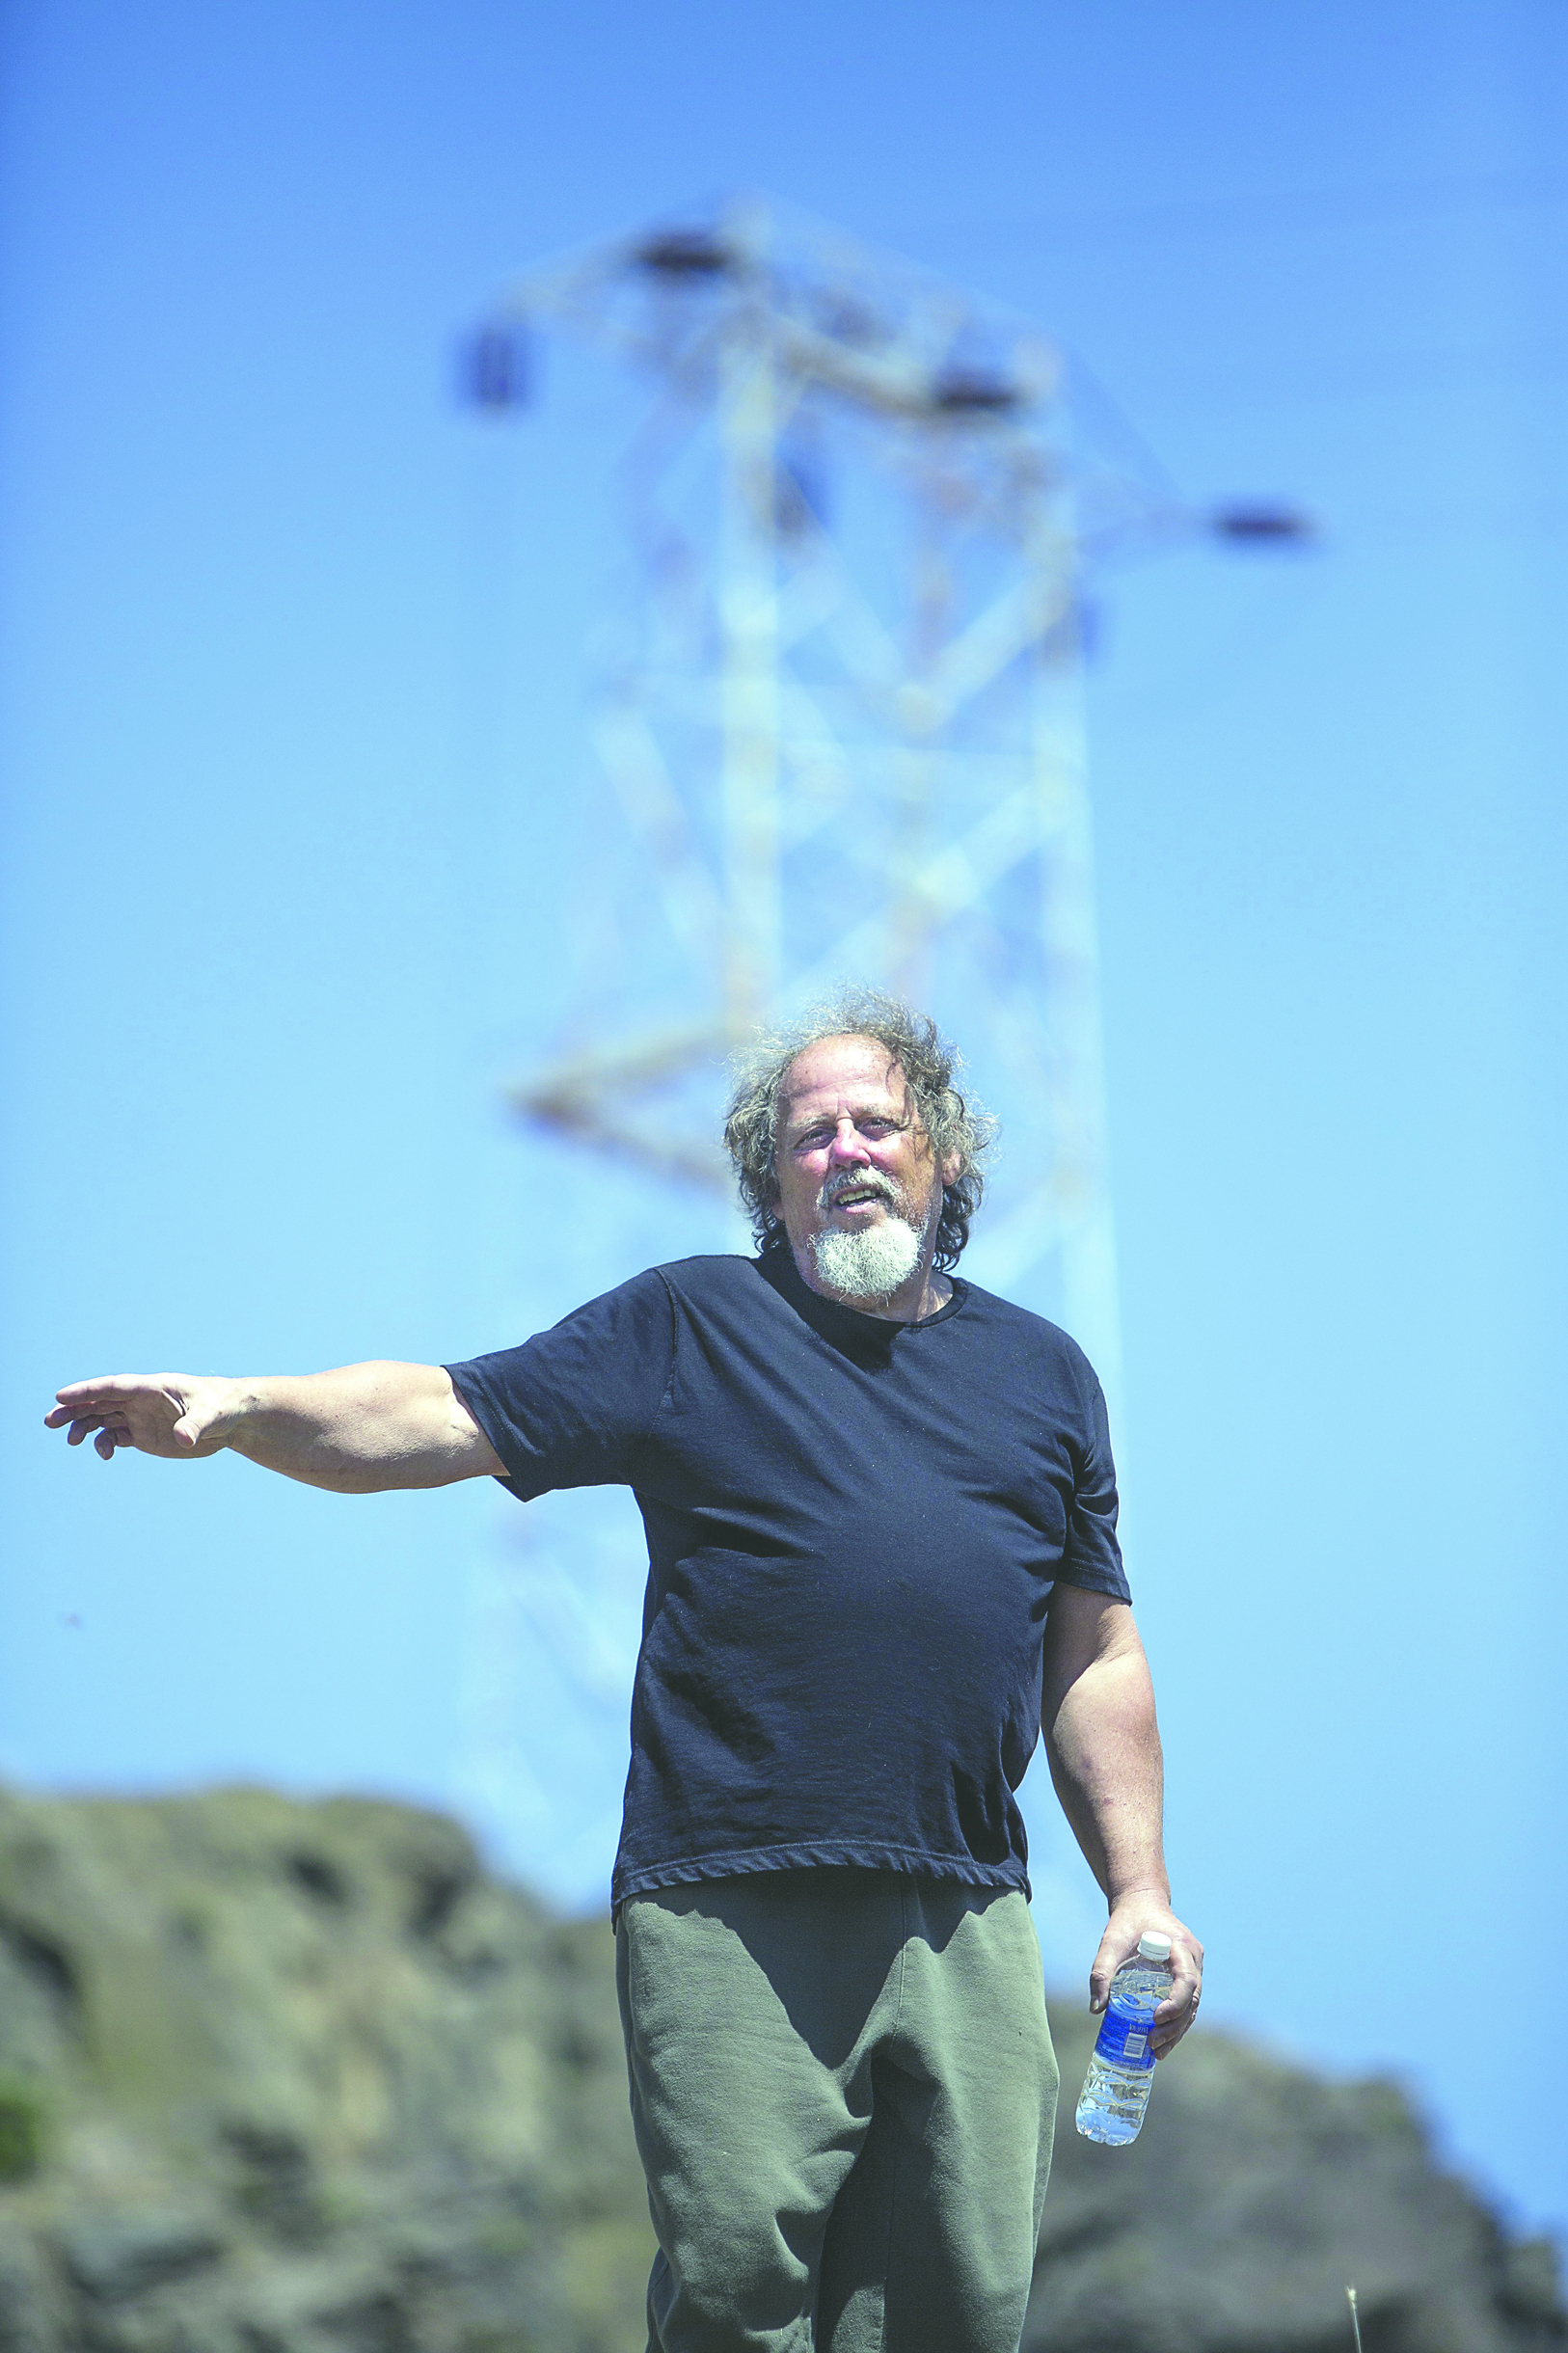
[446,1249,1128,1911]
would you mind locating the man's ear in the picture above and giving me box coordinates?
[939,1149,962,1189]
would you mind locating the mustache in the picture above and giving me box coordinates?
[818,1171,901,1210]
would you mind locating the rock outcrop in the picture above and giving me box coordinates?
[1032,2009,1563,2353]
[0,1785,650,2352]
[0,1787,1559,2353]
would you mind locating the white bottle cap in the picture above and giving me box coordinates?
[1137,1932,1173,1961]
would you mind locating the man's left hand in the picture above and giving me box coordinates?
[1089,1895,1204,2058]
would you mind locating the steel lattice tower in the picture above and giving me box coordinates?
[473,196,1177,1386]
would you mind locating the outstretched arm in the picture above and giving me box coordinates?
[45,1365,506,1493]
[1041,1583,1204,2054]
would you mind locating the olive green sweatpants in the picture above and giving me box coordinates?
[615,1871,1058,2353]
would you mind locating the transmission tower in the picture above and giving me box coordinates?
[456,199,1305,1906]
[470,195,1189,1383]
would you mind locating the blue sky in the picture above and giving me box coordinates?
[3,0,1564,2246]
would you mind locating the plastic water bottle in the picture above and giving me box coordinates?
[1074,1931,1173,2145]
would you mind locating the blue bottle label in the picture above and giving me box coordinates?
[1094,1998,1157,2070]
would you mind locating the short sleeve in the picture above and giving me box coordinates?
[445,1268,675,1501]
[1058,1366,1131,1601]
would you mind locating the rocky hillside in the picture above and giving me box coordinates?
[0,1787,1559,2353]
[1031,2009,1562,2353]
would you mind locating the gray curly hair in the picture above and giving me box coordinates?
[722,988,996,1272]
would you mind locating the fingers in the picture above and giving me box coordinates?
[47,1376,193,1461]
[1150,1938,1204,2056]
[62,1413,125,1448]
[1155,1948,1199,2020]
[1088,1922,1135,2014]
[51,1375,157,1414]
[48,1384,141,1437]
[64,1413,134,1458]
[1150,1997,1200,2055]
[1150,1991,1196,2054]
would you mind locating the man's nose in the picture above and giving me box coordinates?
[827,1120,872,1163]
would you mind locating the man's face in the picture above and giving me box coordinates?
[772,1035,960,1277]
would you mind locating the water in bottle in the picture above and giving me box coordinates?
[1074,1931,1174,2145]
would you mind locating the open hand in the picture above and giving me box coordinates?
[45,1374,243,1462]
[1090,1894,1204,2058]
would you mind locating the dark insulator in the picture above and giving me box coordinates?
[931,368,1019,416]
[465,324,528,410]
[776,455,825,535]
[635,230,734,279]
[1209,503,1315,545]
[817,294,879,345]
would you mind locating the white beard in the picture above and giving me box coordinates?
[808,1211,924,1306]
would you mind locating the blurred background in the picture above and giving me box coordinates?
[2,0,1564,2266]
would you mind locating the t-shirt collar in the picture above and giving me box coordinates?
[759,1241,967,1344]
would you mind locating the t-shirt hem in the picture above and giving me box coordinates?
[1053,1564,1133,1602]
[442,1367,543,1501]
[611,1839,1031,1914]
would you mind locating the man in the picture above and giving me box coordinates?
[48,989,1202,2353]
